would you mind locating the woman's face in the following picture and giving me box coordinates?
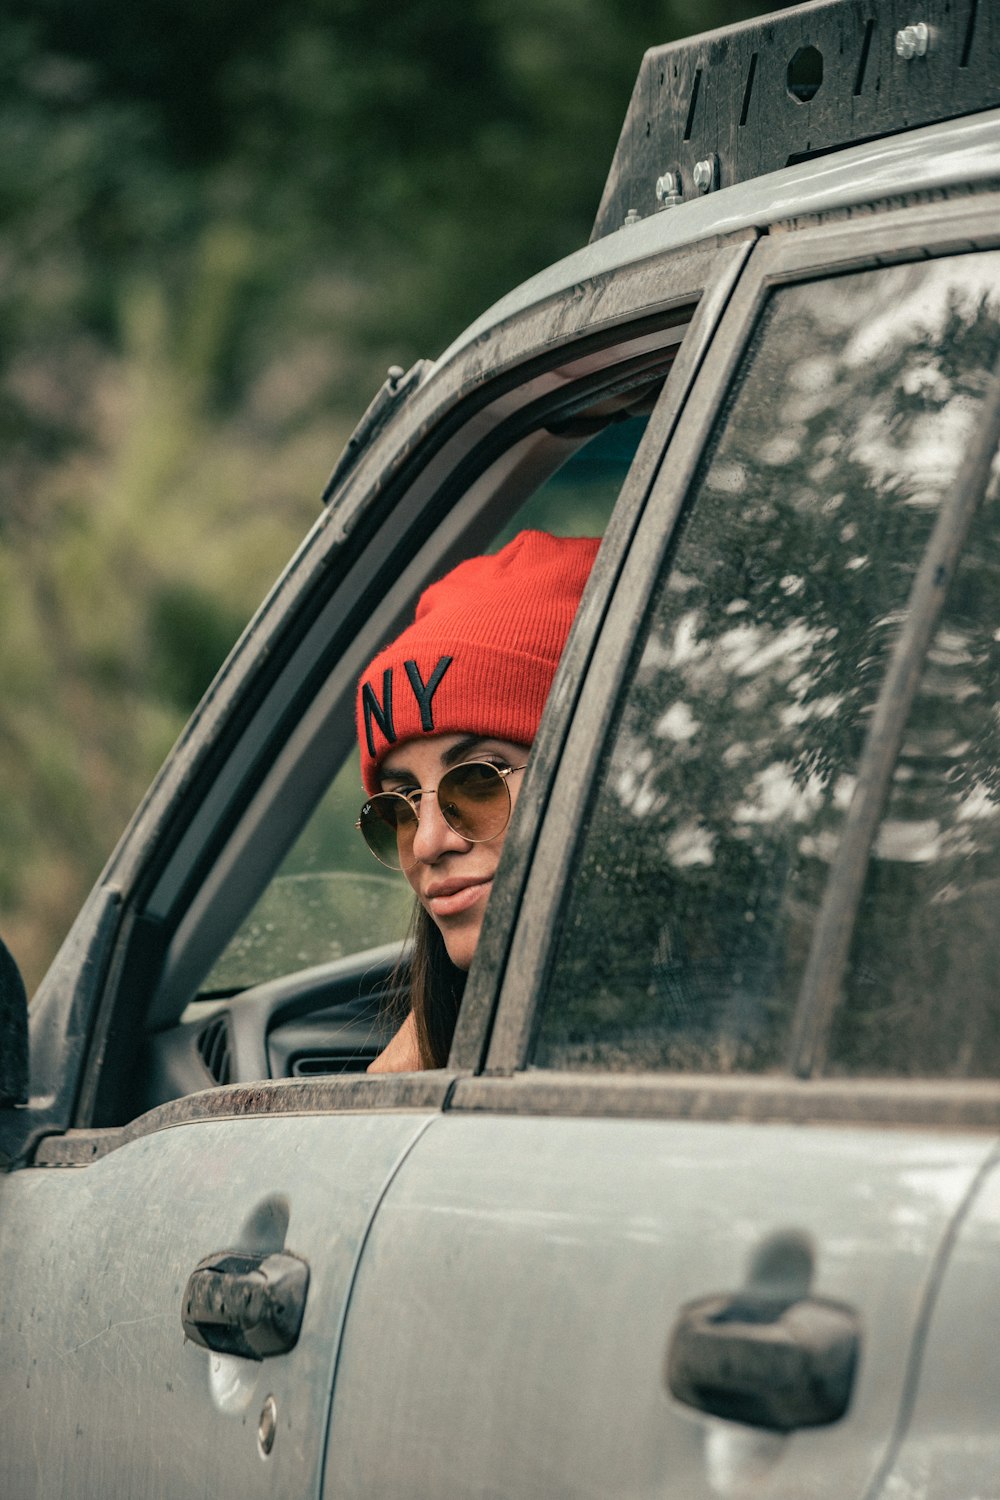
[378,732,531,971]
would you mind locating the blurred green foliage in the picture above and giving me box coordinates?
[0,0,786,989]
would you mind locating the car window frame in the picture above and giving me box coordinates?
[472,190,1000,1131]
[30,231,757,1153]
[146,338,683,1023]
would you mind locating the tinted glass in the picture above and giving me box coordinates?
[832,470,1000,1074]
[537,253,1000,1076]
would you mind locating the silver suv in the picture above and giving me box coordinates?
[3,2,1000,1496]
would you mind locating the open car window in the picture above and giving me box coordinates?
[534,250,1000,1079]
[196,401,662,999]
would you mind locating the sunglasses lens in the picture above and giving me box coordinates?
[357,763,515,868]
[359,793,418,869]
[438,762,510,841]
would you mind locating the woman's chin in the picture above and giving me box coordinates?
[443,941,475,971]
[439,917,483,972]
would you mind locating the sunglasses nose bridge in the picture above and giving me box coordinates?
[408,781,470,861]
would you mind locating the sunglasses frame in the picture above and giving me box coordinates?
[356,760,527,870]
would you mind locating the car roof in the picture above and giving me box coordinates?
[436,105,1000,372]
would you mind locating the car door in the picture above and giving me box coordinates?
[0,1107,447,1500]
[0,235,752,1497]
[874,1152,1000,1499]
[322,196,1000,1499]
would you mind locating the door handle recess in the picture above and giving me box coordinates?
[666,1291,860,1432]
[182,1250,310,1361]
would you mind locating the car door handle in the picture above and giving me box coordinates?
[666,1290,861,1432]
[181,1250,310,1361]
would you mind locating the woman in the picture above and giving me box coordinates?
[354,529,599,1070]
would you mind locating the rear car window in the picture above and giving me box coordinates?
[535,251,1000,1078]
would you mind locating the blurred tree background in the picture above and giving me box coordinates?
[1,0,788,990]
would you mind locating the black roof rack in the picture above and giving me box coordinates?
[592,0,1000,241]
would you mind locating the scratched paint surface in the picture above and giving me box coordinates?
[0,1111,433,1500]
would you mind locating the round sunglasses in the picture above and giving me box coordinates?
[356,759,527,870]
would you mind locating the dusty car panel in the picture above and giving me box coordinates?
[324,1117,993,1499]
[3,1,1000,1495]
[874,1147,1000,1499]
[1,1112,436,1500]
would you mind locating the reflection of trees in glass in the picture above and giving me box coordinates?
[835,464,1000,1076]
[540,253,1000,1076]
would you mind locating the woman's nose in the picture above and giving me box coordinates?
[410,792,470,864]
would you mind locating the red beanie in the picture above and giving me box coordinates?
[357,530,600,793]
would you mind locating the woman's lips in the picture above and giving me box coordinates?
[423,875,493,918]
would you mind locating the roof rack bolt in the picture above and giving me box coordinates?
[655,170,683,208]
[895,23,930,60]
[692,155,719,195]
[622,208,642,228]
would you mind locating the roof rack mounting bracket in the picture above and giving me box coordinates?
[592,0,1000,241]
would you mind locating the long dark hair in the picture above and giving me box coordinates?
[392,901,467,1069]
